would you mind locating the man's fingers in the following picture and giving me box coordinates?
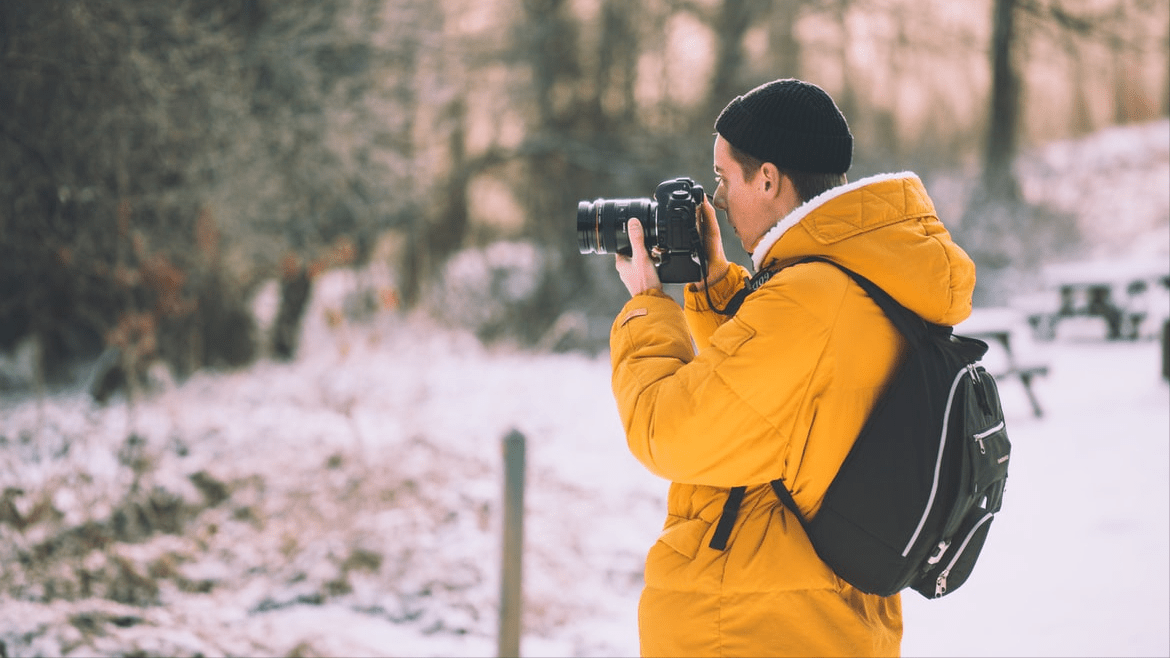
[701,196,716,221]
[698,198,718,238]
[696,198,730,287]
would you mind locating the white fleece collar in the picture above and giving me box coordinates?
[750,171,922,271]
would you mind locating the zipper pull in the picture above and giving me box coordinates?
[935,570,950,597]
[966,363,981,383]
[973,420,1005,456]
[968,364,993,414]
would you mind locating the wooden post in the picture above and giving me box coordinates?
[498,430,526,658]
[1161,319,1169,381]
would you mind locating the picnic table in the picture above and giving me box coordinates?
[956,307,1049,417]
[1022,257,1170,341]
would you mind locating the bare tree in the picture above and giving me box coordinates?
[978,0,1167,201]
[983,0,1023,201]
[768,0,804,78]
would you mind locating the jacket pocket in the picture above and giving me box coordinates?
[708,317,756,356]
[656,517,710,560]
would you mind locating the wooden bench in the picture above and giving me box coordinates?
[956,307,1050,417]
[1023,258,1170,341]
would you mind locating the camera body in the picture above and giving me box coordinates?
[576,177,706,283]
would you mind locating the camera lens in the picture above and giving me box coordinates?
[576,201,603,254]
[576,198,654,256]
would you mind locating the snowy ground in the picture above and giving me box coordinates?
[1,308,1167,657]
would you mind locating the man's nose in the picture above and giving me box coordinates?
[712,193,727,211]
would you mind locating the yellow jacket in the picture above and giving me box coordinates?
[609,173,976,657]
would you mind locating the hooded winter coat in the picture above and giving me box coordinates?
[609,172,976,657]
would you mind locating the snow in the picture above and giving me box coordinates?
[1,120,1168,657]
[2,307,1167,657]
[1017,119,1170,260]
[0,312,664,657]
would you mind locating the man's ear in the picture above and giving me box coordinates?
[759,163,783,197]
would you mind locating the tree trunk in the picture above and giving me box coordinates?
[706,1,756,124]
[769,0,801,79]
[1065,39,1095,135]
[982,0,1021,201]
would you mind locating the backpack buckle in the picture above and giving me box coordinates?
[926,539,951,565]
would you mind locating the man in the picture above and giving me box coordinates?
[609,78,976,656]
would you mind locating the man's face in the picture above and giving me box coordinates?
[711,135,770,252]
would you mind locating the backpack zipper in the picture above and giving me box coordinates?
[966,363,981,383]
[934,512,994,597]
[973,420,1005,454]
[902,368,970,557]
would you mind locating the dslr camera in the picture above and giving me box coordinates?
[576,177,706,283]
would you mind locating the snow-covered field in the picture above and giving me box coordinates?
[2,309,1168,657]
[1,119,1168,657]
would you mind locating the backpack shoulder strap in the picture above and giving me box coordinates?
[723,257,932,342]
[770,480,808,526]
[708,486,746,550]
[800,257,932,343]
[718,266,782,317]
[709,256,941,550]
[769,257,932,522]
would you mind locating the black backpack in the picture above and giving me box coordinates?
[708,258,1010,599]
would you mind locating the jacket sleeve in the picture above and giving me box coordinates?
[610,269,842,488]
[682,262,750,351]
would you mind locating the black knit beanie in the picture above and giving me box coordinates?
[714,78,853,174]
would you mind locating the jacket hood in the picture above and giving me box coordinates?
[751,171,976,326]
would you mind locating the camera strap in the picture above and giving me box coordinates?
[714,266,781,317]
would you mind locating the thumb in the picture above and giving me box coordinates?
[627,218,649,262]
[614,218,662,296]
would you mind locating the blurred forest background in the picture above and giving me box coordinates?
[2,0,1168,393]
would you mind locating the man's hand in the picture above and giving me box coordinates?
[615,219,662,297]
[697,197,730,289]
